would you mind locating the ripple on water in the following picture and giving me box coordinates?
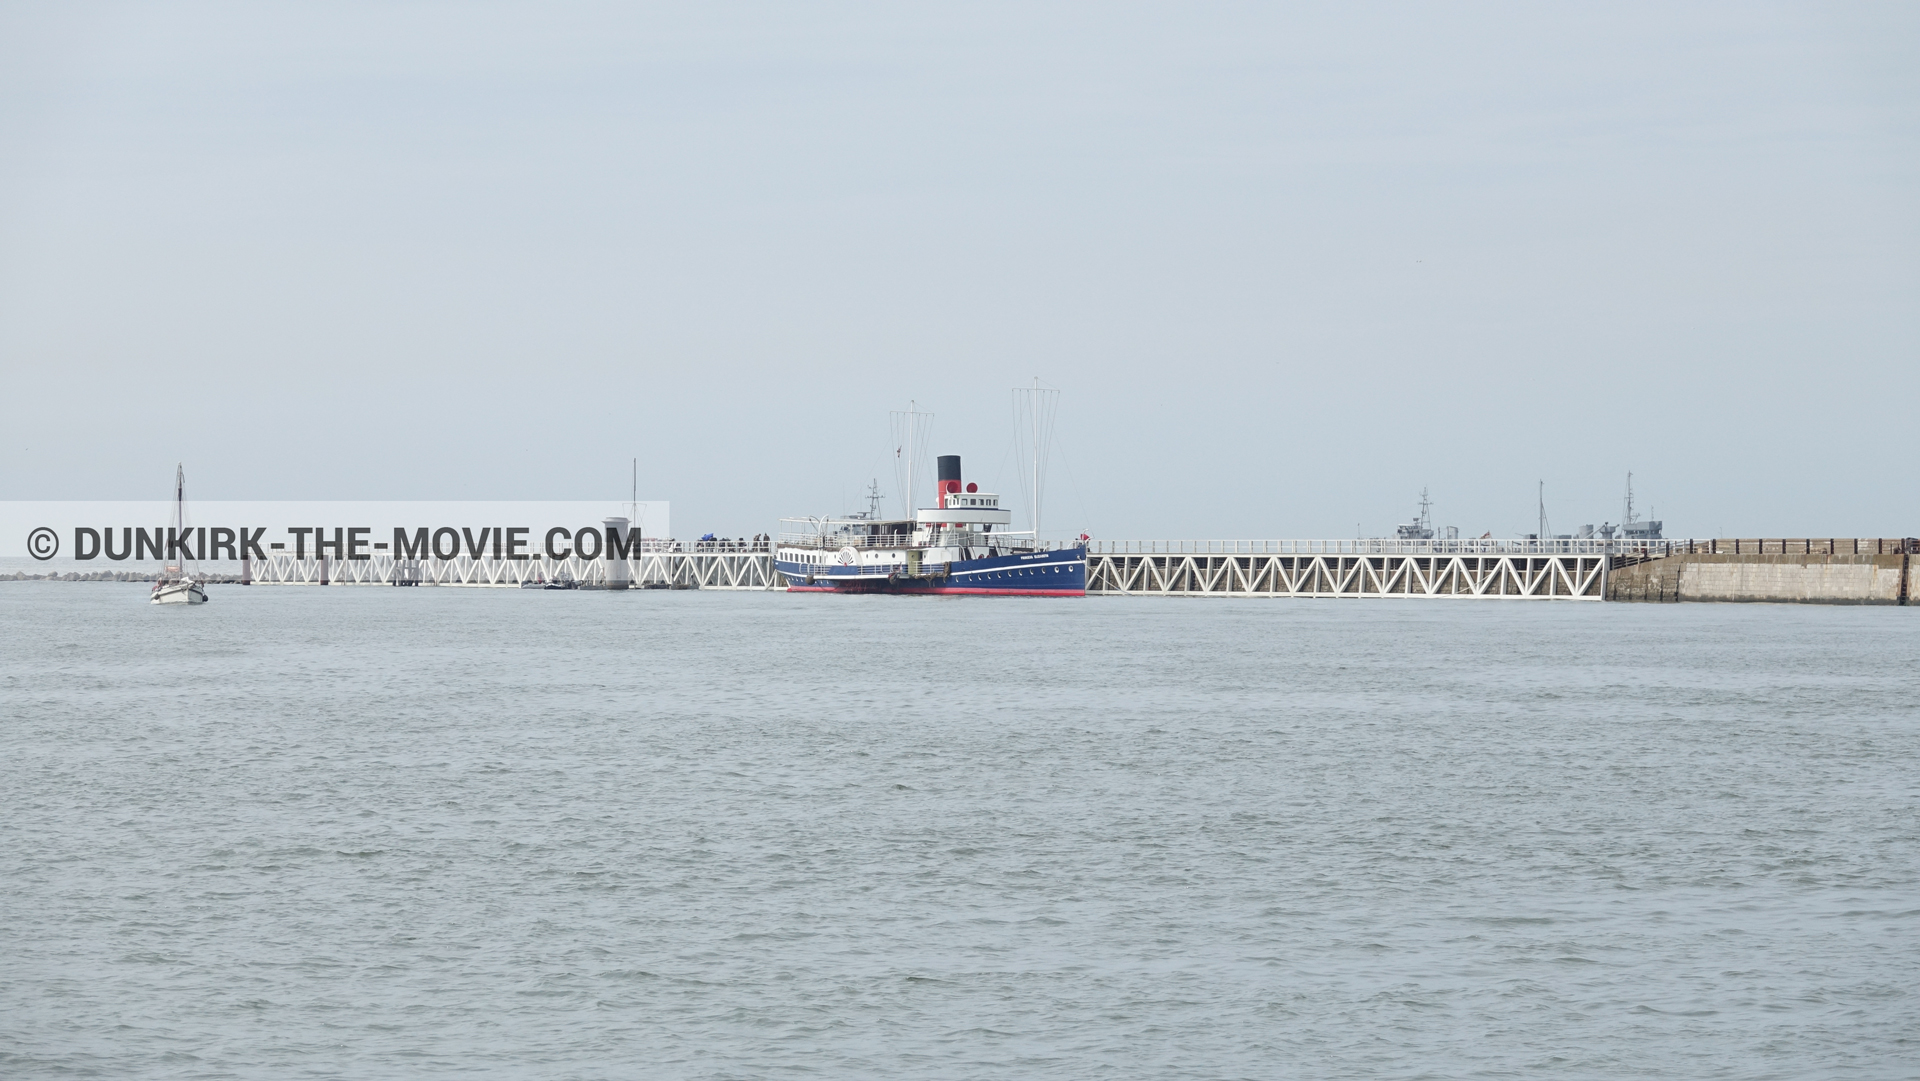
[2,584,1917,1079]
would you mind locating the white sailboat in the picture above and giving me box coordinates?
[151,464,209,605]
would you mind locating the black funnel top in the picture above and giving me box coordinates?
[937,455,962,483]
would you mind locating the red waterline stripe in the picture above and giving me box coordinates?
[784,585,1083,597]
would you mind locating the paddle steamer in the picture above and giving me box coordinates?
[776,455,1085,596]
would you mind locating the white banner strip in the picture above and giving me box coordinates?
[0,501,672,561]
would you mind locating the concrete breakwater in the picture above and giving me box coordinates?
[1607,539,1917,604]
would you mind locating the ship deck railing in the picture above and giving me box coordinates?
[775,532,1074,553]
[1089,538,1688,557]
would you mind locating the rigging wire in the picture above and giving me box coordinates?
[1050,429,1097,540]
[987,437,1017,511]
[888,404,935,515]
[1011,380,1060,537]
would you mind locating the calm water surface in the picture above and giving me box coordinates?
[3,584,1916,1079]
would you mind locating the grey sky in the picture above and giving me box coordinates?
[2,3,1915,540]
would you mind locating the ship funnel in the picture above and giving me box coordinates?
[937,455,962,507]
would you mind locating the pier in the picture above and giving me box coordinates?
[1085,539,1637,600]
[243,545,783,591]
[134,536,1920,604]
[235,537,1659,600]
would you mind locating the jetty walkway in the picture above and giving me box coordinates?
[232,537,1649,600]
[224,535,1920,604]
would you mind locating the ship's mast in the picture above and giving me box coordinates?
[890,402,933,522]
[1031,377,1041,540]
[1011,379,1057,542]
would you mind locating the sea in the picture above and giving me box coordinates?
[2,581,1916,1080]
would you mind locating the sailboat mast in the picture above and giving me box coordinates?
[171,463,186,573]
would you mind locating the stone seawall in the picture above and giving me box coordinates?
[1608,548,1914,604]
